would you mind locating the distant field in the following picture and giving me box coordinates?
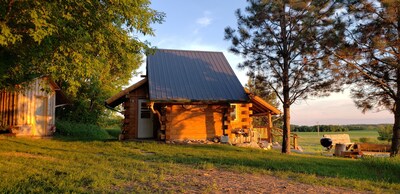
[295,130,388,153]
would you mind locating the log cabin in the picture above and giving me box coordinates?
[105,49,281,143]
[0,77,65,136]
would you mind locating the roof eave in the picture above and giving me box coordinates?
[105,78,148,107]
[150,99,249,104]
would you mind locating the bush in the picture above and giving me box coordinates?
[55,120,112,140]
[98,112,123,129]
[377,125,393,142]
[358,137,377,143]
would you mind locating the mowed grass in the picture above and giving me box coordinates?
[295,130,388,153]
[0,135,400,193]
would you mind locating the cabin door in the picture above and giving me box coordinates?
[35,96,48,136]
[137,99,153,138]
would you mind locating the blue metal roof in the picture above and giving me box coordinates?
[147,49,249,103]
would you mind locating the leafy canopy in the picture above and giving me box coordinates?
[0,0,164,95]
[0,0,164,123]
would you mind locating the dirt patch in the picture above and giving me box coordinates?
[160,169,366,194]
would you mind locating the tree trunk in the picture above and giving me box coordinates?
[282,103,291,153]
[391,68,400,156]
[393,8,400,157]
[280,2,291,154]
[391,109,400,156]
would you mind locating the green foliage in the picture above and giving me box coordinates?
[292,125,349,132]
[55,120,112,140]
[377,125,393,142]
[0,0,164,123]
[0,139,399,193]
[104,128,121,139]
[97,111,123,129]
[292,124,395,133]
[358,137,377,143]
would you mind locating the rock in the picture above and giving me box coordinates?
[272,145,282,150]
[291,149,303,153]
[297,146,303,152]
[235,141,260,149]
[259,141,272,150]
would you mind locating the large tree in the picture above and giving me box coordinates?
[333,0,400,156]
[0,0,164,123]
[225,0,344,153]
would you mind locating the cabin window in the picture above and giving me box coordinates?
[140,102,151,118]
[230,104,238,121]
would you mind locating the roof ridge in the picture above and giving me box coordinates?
[156,48,223,54]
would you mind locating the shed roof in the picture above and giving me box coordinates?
[147,49,248,103]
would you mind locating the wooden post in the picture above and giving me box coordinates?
[267,112,273,143]
[293,134,298,150]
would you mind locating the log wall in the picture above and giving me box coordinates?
[0,78,56,136]
[165,104,225,140]
[230,103,253,130]
[121,84,148,139]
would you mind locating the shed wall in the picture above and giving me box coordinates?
[0,78,56,136]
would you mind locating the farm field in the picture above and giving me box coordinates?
[295,130,388,153]
[0,133,399,193]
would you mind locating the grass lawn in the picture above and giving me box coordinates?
[0,134,399,193]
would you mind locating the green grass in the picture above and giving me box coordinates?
[0,135,399,193]
[104,128,121,139]
[295,130,388,153]
[54,120,114,140]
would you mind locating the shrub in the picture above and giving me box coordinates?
[358,137,377,143]
[98,113,123,129]
[55,120,111,140]
[377,125,393,142]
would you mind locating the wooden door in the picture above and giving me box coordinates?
[137,99,153,138]
[35,96,48,136]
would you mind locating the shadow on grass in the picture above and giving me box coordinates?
[51,135,118,142]
[135,143,400,184]
[51,127,120,142]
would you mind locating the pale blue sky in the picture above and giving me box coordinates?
[133,0,393,125]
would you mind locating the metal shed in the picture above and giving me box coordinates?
[0,77,61,136]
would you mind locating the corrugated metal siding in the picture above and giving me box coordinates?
[147,49,248,102]
[0,78,56,136]
[0,91,18,126]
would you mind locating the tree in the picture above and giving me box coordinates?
[225,0,344,153]
[0,0,164,123]
[246,70,282,128]
[333,0,400,156]
[377,125,393,142]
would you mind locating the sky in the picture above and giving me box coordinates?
[132,0,393,126]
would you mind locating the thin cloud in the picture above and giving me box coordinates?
[196,16,212,26]
[196,11,213,27]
